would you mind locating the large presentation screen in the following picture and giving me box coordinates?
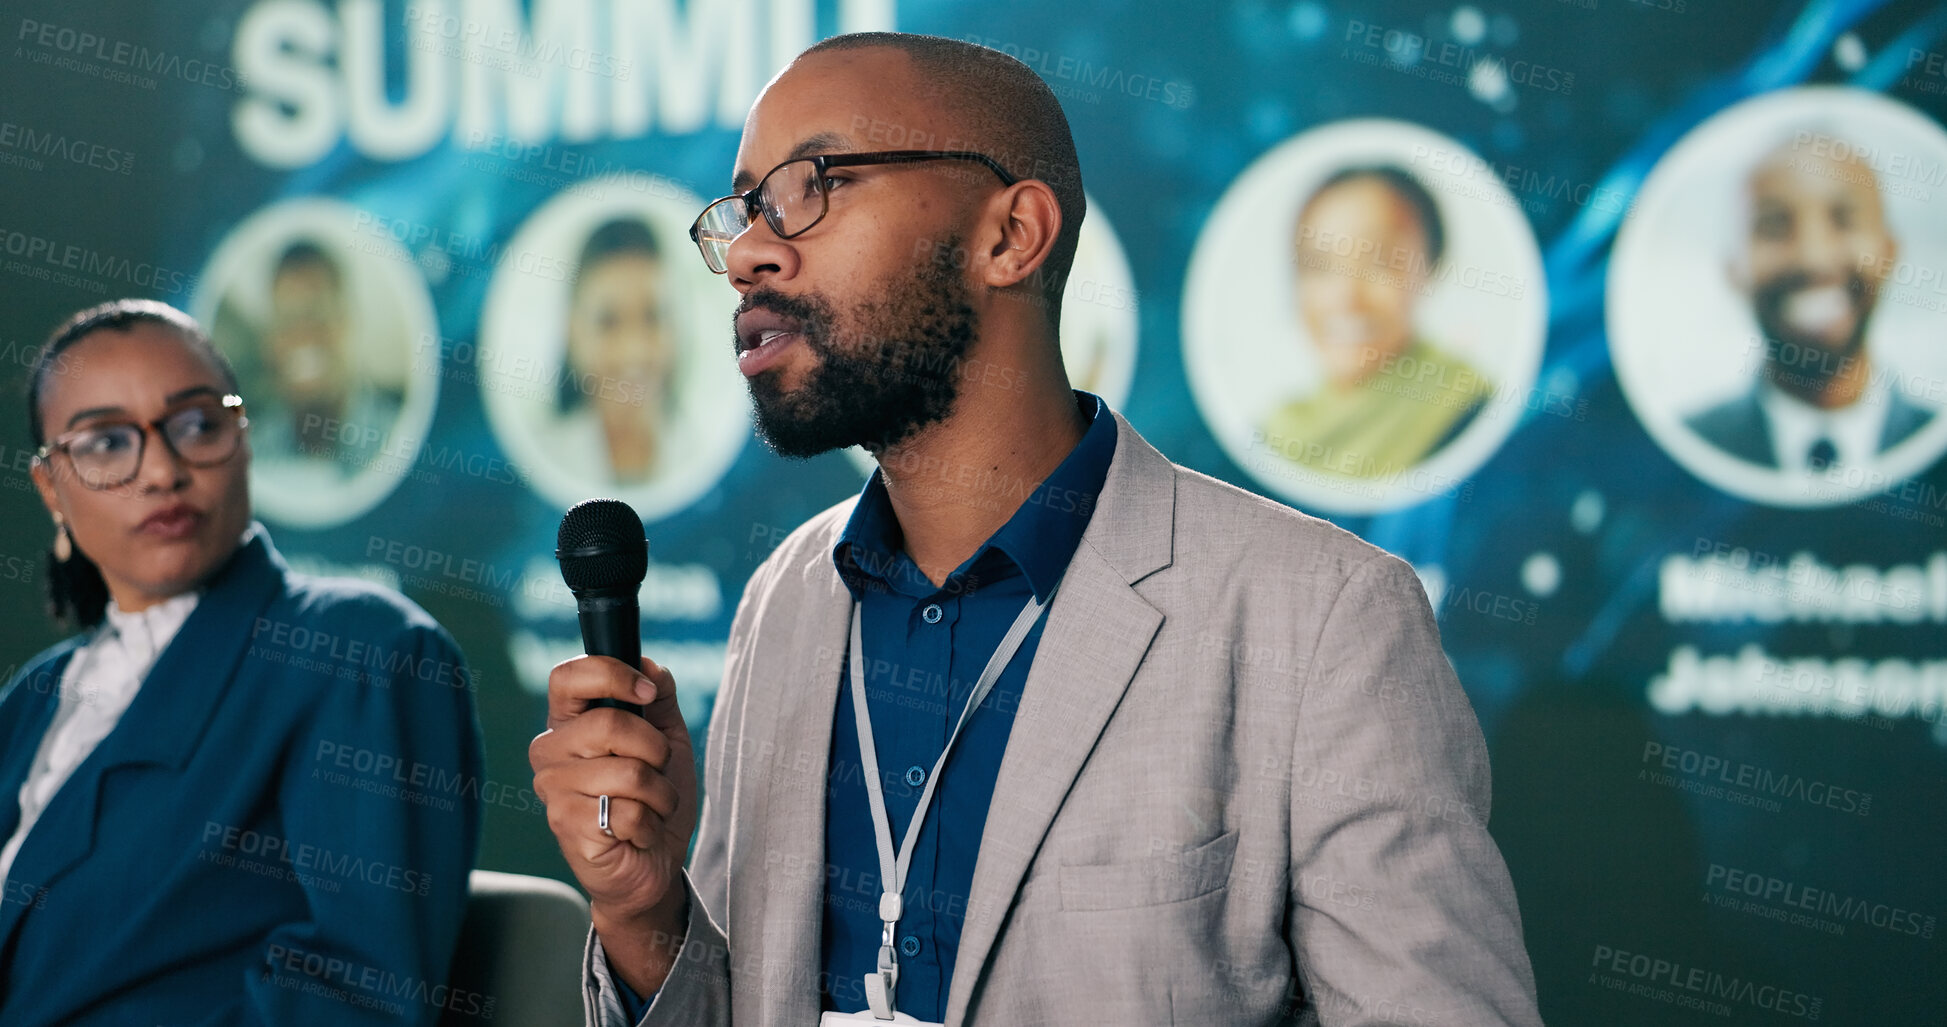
[1,0,1942,1022]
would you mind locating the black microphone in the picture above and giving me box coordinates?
[556,498,649,716]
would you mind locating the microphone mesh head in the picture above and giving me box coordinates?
[556,498,648,591]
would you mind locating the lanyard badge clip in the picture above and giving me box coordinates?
[866,892,902,1018]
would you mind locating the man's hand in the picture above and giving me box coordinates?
[530,654,698,996]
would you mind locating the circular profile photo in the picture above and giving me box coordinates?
[193,198,441,529]
[479,177,748,521]
[1610,87,1947,508]
[1183,119,1547,516]
[841,193,1140,476]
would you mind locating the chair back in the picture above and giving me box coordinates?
[439,869,591,1026]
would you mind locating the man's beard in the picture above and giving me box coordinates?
[739,243,979,459]
[1752,269,1876,390]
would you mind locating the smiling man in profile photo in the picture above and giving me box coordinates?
[529,31,1541,1027]
[1689,132,1935,475]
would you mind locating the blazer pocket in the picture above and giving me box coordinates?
[1058,829,1239,912]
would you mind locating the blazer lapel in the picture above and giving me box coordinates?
[0,649,76,946]
[945,415,1177,1024]
[0,645,78,841]
[754,555,853,1025]
[102,529,284,765]
[0,527,285,954]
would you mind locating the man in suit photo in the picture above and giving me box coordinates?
[529,32,1541,1027]
[1687,131,1934,474]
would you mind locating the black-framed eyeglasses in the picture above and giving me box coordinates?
[689,150,1020,274]
[35,394,249,490]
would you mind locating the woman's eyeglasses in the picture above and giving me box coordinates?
[36,394,248,490]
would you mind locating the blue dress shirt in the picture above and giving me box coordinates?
[819,392,1114,1019]
[618,393,1114,1023]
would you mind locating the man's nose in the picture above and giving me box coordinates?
[727,215,801,293]
[1794,213,1856,280]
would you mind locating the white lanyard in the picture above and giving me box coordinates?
[847,580,1059,1020]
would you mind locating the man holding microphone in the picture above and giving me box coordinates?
[530,31,1540,1027]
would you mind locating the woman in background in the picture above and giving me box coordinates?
[555,217,678,484]
[1264,165,1493,478]
[0,299,483,1026]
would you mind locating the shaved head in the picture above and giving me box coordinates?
[723,32,1088,459]
[800,32,1086,325]
[1734,134,1896,405]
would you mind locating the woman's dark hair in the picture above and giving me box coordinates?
[1305,164,1447,268]
[558,217,665,414]
[274,238,342,284]
[27,299,240,629]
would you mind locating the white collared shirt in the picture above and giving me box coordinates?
[0,592,200,884]
[1758,373,1892,475]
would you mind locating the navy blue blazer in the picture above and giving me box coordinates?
[0,526,484,1026]
[1686,384,1935,468]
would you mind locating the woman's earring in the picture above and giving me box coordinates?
[52,515,71,562]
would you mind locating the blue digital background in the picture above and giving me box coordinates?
[3,0,1943,1021]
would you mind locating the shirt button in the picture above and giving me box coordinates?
[904,765,927,788]
[921,603,943,624]
[900,935,921,957]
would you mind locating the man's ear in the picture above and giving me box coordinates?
[976,180,1062,293]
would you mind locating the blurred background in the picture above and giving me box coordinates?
[2,0,1943,1021]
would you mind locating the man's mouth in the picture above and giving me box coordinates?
[734,307,810,377]
[1779,284,1853,338]
[749,328,798,350]
[737,331,802,377]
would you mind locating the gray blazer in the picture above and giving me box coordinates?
[583,413,1542,1026]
